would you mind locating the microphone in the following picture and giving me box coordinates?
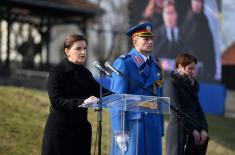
[93,61,111,76]
[104,61,120,75]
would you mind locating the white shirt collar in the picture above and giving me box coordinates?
[166,27,179,42]
[139,52,149,62]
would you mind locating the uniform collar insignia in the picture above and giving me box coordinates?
[134,55,142,64]
[130,48,145,68]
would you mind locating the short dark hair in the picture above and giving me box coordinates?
[64,34,87,50]
[175,53,197,69]
[163,0,175,10]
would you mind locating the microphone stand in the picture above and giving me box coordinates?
[97,70,104,155]
[107,62,207,155]
[93,61,111,155]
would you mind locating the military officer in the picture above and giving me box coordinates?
[110,22,164,155]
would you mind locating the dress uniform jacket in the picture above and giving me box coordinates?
[41,58,109,155]
[164,70,208,155]
[110,48,164,155]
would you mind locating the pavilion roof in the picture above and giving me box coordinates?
[1,0,102,17]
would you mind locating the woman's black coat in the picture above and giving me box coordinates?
[41,58,109,155]
[164,71,208,155]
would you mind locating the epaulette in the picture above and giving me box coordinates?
[153,57,161,66]
[155,58,160,63]
[154,58,164,80]
[119,54,130,59]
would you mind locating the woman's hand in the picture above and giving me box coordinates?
[192,129,208,145]
[84,96,99,104]
[192,130,201,145]
[199,130,208,145]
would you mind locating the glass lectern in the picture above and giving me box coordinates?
[80,94,170,155]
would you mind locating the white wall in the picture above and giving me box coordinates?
[222,0,235,51]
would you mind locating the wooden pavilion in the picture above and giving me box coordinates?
[0,0,101,70]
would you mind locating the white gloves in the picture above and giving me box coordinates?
[115,131,130,153]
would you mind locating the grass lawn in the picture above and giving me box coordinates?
[0,85,234,155]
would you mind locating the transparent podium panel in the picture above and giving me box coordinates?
[80,94,170,114]
[80,94,170,155]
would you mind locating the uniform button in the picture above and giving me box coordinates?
[157,73,160,76]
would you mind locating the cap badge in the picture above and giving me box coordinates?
[146,26,151,32]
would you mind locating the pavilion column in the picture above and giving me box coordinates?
[39,17,44,68]
[45,17,51,67]
[6,7,12,68]
[0,19,2,64]
[39,16,51,69]
[79,19,87,34]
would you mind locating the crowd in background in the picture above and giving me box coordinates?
[142,0,216,82]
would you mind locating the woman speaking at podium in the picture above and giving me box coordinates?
[41,34,109,155]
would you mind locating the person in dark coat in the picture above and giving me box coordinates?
[164,53,209,155]
[182,0,216,82]
[41,34,110,155]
